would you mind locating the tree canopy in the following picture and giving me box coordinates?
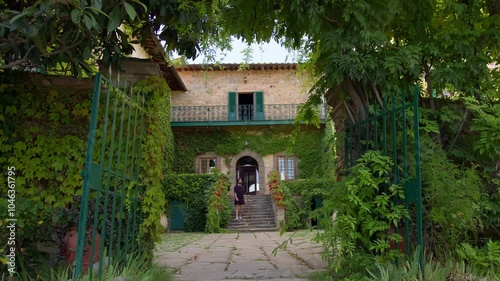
[0,0,220,76]
[1,0,499,102]
[218,0,499,105]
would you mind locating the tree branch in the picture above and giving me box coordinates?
[40,37,86,57]
[0,46,34,69]
[343,100,356,124]
[0,36,86,70]
[324,14,337,24]
[372,84,383,107]
[447,108,469,153]
[0,39,29,48]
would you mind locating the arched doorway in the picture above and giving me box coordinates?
[236,156,259,195]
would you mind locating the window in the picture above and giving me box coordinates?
[199,157,217,174]
[277,155,296,180]
[228,91,264,121]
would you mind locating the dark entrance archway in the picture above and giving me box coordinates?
[236,156,259,195]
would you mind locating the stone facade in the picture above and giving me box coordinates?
[171,64,320,194]
[171,64,312,107]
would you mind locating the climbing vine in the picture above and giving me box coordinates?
[134,76,173,261]
[0,72,174,274]
[205,173,231,233]
[267,170,285,207]
[0,73,91,275]
[173,128,325,178]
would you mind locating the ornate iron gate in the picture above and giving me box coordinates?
[344,87,423,267]
[73,73,146,278]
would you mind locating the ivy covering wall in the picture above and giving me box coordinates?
[172,127,326,179]
[0,72,173,274]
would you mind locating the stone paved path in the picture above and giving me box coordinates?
[155,231,328,281]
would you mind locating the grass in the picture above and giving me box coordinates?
[155,232,208,252]
[3,254,172,281]
[288,229,322,239]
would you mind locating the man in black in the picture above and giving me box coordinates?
[234,178,245,221]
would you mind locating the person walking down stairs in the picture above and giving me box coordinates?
[234,178,245,221]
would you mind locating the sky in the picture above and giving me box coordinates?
[184,39,300,64]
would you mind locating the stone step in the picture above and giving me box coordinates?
[227,227,277,232]
[231,214,274,223]
[230,209,274,214]
[227,225,277,231]
[229,195,272,200]
[227,222,277,228]
[228,224,276,229]
[229,215,274,220]
[231,212,274,220]
[225,195,276,232]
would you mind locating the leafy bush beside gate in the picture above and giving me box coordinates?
[308,97,499,279]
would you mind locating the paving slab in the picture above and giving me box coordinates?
[155,230,327,281]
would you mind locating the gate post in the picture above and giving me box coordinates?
[413,86,424,273]
[73,73,102,278]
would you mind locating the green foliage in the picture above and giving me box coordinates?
[0,73,91,274]
[17,253,172,281]
[0,73,175,275]
[184,207,207,232]
[457,240,500,272]
[268,170,285,207]
[420,136,482,253]
[318,119,338,179]
[363,244,500,281]
[172,128,324,178]
[281,178,335,230]
[464,97,500,161]
[317,151,409,272]
[134,76,173,261]
[163,174,219,202]
[480,178,500,235]
[420,98,499,240]
[0,0,224,75]
[163,173,220,232]
[220,0,499,126]
[366,249,447,281]
[205,174,231,233]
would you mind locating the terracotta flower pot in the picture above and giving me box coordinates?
[160,214,169,233]
[388,225,406,254]
[62,226,102,273]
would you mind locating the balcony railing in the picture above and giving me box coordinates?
[171,104,327,124]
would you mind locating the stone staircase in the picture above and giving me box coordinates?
[225,195,277,232]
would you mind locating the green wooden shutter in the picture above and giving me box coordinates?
[255,91,264,120]
[228,91,237,121]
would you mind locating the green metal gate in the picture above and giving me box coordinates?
[73,73,146,278]
[344,87,423,266]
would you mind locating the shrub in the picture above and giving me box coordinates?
[457,240,500,272]
[268,170,285,207]
[206,174,231,233]
[317,151,409,272]
[163,173,220,232]
[420,137,482,254]
[281,179,335,230]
